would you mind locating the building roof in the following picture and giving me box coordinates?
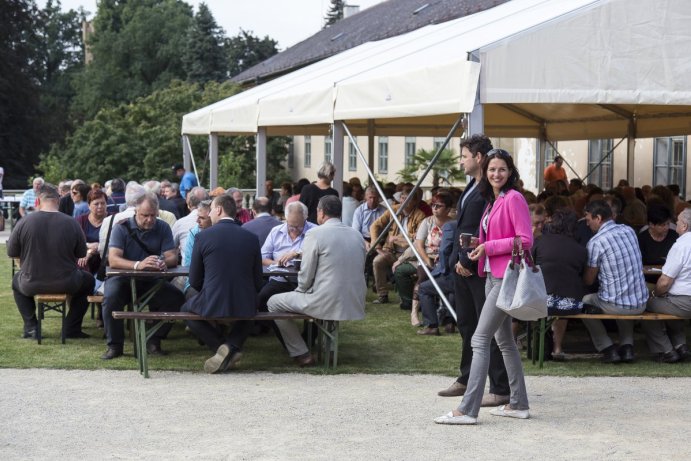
[231,0,509,85]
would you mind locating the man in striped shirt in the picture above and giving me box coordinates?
[582,200,648,364]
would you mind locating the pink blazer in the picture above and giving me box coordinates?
[477,189,533,278]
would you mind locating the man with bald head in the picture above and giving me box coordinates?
[101,192,185,360]
[242,196,281,246]
[8,184,95,339]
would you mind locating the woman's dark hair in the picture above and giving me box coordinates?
[72,183,91,202]
[543,195,570,217]
[87,189,107,204]
[478,149,520,202]
[647,203,673,225]
[548,208,578,237]
[281,182,293,196]
[294,178,310,195]
[431,190,453,208]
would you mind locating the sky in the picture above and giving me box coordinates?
[42,0,385,51]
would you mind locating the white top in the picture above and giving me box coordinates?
[662,232,691,296]
[172,209,199,254]
[341,196,360,227]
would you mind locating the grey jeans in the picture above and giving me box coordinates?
[581,294,645,351]
[643,295,691,353]
[458,274,529,418]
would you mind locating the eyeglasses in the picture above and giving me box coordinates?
[431,204,446,209]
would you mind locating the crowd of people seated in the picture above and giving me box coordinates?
[7,150,691,371]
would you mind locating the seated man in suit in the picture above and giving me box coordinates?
[242,196,281,246]
[268,196,367,366]
[182,194,263,373]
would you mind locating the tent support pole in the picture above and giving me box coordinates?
[537,129,547,192]
[367,119,375,177]
[332,123,344,196]
[256,127,267,196]
[183,135,200,186]
[208,134,218,189]
[627,119,636,185]
[341,118,465,322]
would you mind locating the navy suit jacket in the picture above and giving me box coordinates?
[449,178,488,272]
[242,215,281,246]
[184,219,263,318]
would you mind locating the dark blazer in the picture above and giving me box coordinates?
[448,178,487,273]
[532,233,588,300]
[242,214,281,246]
[184,219,263,318]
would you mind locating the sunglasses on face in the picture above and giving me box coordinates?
[431,204,446,209]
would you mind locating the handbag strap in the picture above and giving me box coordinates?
[511,236,539,272]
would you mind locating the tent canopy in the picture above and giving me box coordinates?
[182,0,691,141]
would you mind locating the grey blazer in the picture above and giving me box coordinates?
[268,218,366,320]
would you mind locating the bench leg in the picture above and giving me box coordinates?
[138,319,148,378]
[331,321,339,368]
[538,318,546,369]
[37,302,43,345]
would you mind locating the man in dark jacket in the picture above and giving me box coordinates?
[181,194,263,373]
[242,196,281,246]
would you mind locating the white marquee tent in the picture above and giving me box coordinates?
[182,0,691,191]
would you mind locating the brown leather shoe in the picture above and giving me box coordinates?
[294,352,315,367]
[437,381,467,397]
[481,393,510,407]
[416,327,440,336]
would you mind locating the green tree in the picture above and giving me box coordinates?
[71,0,194,119]
[182,2,227,83]
[323,0,345,27]
[397,148,465,188]
[39,80,240,184]
[0,0,42,188]
[226,30,278,78]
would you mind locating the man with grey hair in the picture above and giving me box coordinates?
[242,196,281,246]
[227,187,252,224]
[101,192,184,360]
[8,184,95,339]
[268,195,366,366]
[257,201,316,314]
[19,177,45,217]
[643,207,691,363]
[172,186,210,256]
[351,185,386,245]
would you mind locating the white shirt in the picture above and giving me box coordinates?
[662,231,691,296]
[341,196,360,227]
[172,209,199,254]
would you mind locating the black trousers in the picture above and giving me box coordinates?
[103,276,184,348]
[13,271,95,335]
[182,301,253,353]
[453,271,510,395]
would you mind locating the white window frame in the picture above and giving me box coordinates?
[378,136,388,174]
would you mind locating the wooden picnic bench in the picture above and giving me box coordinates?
[34,294,71,344]
[111,311,340,378]
[534,312,688,368]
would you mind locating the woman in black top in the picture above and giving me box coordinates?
[532,208,587,360]
[300,162,339,223]
[638,203,678,265]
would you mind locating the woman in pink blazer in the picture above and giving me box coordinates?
[435,149,532,425]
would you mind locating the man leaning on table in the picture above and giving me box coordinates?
[181,194,263,373]
[267,195,366,366]
[101,192,185,360]
[643,208,691,363]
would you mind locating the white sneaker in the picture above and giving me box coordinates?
[489,405,529,419]
[434,411,477,425]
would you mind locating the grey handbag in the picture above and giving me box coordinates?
[496,236,548,321]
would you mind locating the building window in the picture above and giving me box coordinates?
[378,136,388,173]
[654,136,687,196]
[324,135,333,164]
[348,136,357,171]
[405,137,416,167]
[304,136,311,168]
[587,139,613,190]
[433,137,446,152]
[544,141,558,169]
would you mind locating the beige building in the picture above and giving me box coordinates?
[288,134,690,200]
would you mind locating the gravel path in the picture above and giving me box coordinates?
[1,369,690,460]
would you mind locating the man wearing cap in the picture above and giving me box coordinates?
[172,163,198,199]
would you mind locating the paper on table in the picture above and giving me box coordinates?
[647,267,662,272]
[266,264,291,273]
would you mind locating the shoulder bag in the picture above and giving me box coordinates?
[496,236,548,321]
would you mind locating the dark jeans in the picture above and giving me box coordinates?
[12,271,95,335]
[419,273,455,327]
[257,279,297,312]
[453,271,510,395]
[103,276,184,348]
[183,301,253,353]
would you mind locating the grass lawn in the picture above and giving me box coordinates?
[1,244,690,377]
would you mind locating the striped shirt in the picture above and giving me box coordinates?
[587,220,648,308]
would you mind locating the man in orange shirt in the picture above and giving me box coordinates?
[543,155,568,191]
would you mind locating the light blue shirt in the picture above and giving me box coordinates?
[351,202,386,239]
[180,171,198,198]
[183,225,201,292]
[261,220,317,281]
[20,189,37,213]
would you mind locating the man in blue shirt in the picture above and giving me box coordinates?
[582,199,648,364]
[172,163,198,199]
[101,192,185,360]
[19,177,44,217]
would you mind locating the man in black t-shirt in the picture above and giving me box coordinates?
[7,184,94,339]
